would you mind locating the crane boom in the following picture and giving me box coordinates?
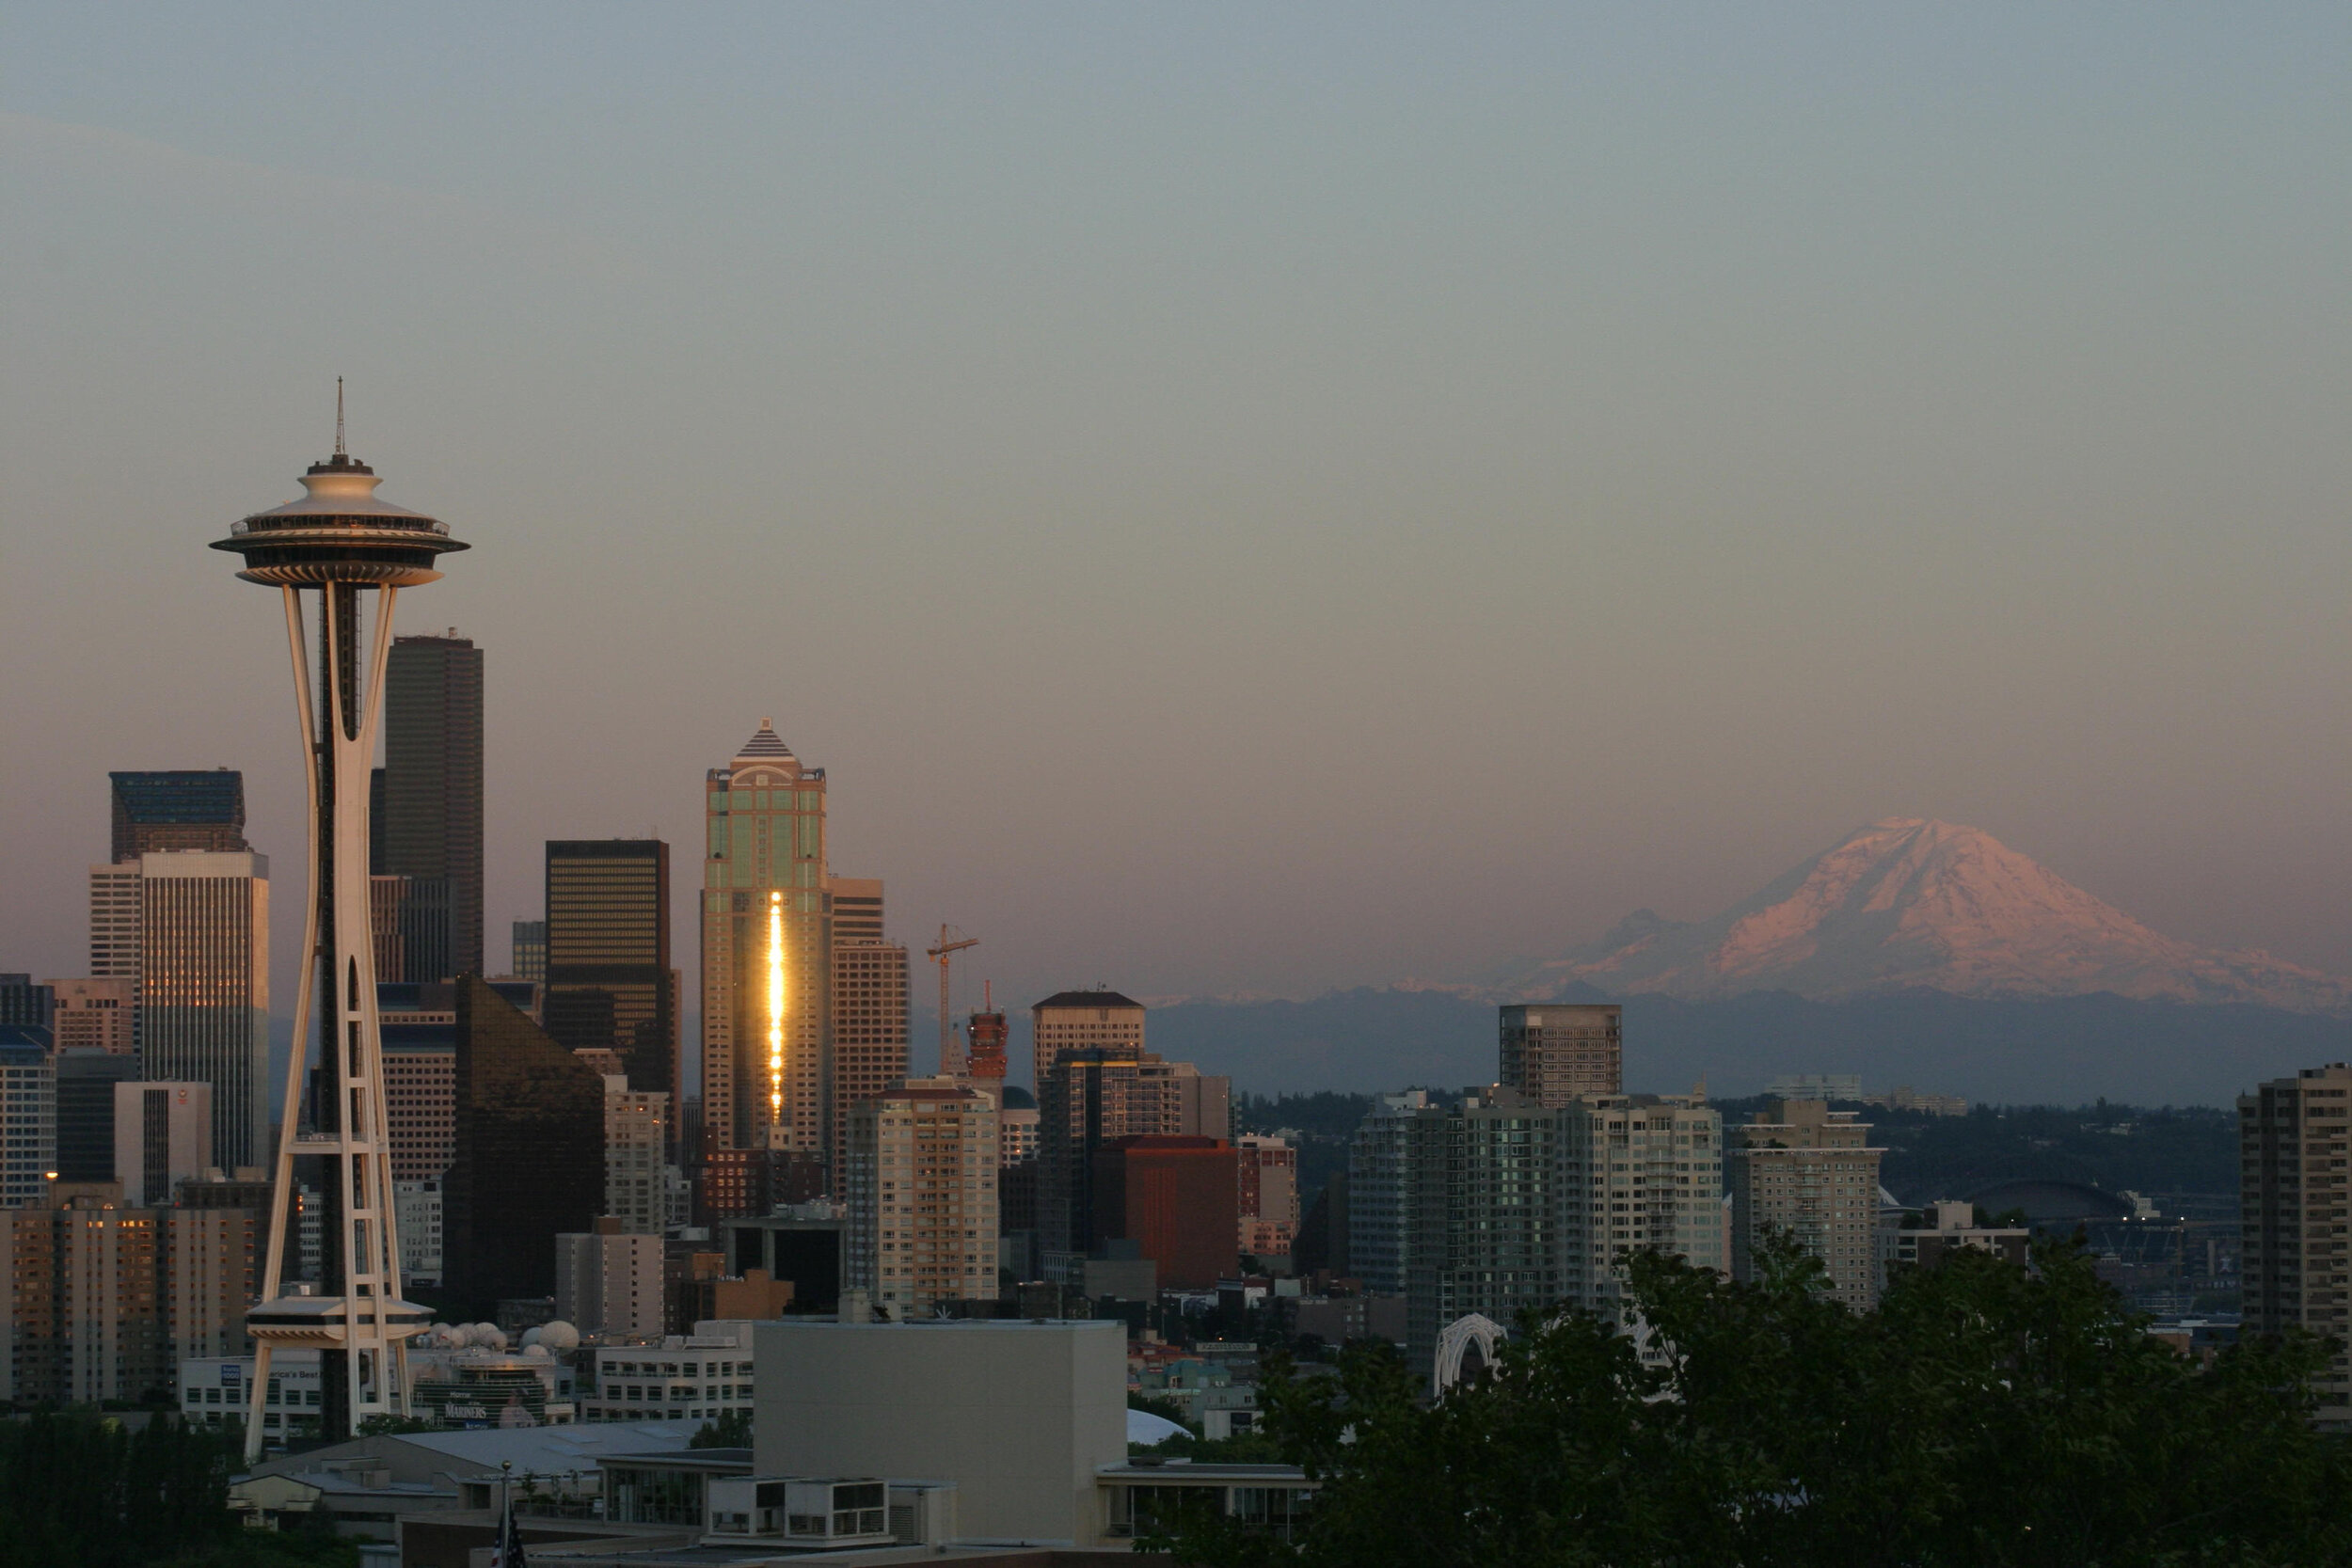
[926,925,979,1075]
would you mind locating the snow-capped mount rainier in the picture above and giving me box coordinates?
[1490,818,2352,1013]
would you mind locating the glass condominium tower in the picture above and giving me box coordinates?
[701,721,831,1158]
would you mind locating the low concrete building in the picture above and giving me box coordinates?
[1099,1460,1314,1545]
[755,1318,1125,1546]
[182,1351,323,1445]
[235,1420,697,1553]
[580,1319,757,1425]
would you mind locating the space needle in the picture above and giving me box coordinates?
[214,392,463,1458]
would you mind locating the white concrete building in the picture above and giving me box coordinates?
[754,1319,1125,1547]
[182,1352,324,1445]
[845,1078,998,1317]
[580,1319,757,1425]
[112,1079,211,1207]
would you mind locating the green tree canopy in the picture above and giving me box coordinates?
[1156,1237,2350,1567]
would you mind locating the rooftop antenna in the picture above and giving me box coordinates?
[334,377,347,458]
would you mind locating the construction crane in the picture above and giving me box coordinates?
[927,925,979,1076]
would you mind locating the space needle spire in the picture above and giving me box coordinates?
[213,399,467,1460]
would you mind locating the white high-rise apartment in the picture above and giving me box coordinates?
[606,1078,671,1234]
[1558,1093,1724,1312]
[135,851,269,1171]
[846,1078,998,1318]
[1727,1099,1886,1310]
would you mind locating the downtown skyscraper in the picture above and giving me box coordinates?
[109,769,248,862]
[701,721,832,1161]
[135,851,271,1171]
[377,633,484,979]
[544,839,678,1101]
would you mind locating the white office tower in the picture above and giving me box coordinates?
[133,851,271,1167]
[215,414,464,1458]
[113,1080,213,1207]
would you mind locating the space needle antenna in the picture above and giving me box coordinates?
[334,377,347,458]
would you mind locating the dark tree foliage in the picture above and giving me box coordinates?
[0,1413,244,1568]
[691,1406,754,1449]
[1154,1238,2352,1567]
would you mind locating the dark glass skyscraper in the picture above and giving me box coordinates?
[544,840,676,1100]
[445,977,604,1311]
[382,634,484,978]
[109,769,247,863]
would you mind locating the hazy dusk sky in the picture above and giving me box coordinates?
[5,4,2350,1022]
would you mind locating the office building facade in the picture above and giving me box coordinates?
[114,1080,213,1207]
[87,863,142,1025]
[511,921,548,983]
[605,1080,671,1234]
[844,1080,998,1317]
[0,1036,56,1209]
[1347,1090,1432,1294]
[0,976,54,1031]
[381,633,485,978]
[396,1178,444,1288]
[109,769,247,863]
[46,977,134,1055]
[56,1048,140,1183]
[135,850,269,1171]
[829,911,908,1190]
[556,1220,668,1338]
[1033,990,1146,1086]
[445,977,605,1309]
[2242,1062,2352,1427]
[1727,1099,1887,1310]
[545,840,678,1101]
[701,721,831,1160]
[1092,1133,1238,1290]
[1235,1134,1300,1259]
[1499,1003,1622,1108]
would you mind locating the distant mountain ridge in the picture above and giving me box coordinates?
[1141,985,2350,1107]
[1484,817,2352,1014]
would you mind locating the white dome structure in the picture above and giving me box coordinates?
[536,1320,580,1352]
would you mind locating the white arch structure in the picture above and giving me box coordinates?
[1432,1313,1507,1396]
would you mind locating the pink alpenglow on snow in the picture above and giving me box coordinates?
[1502,819,2352,1012]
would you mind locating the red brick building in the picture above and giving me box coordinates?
[1091,1134,1238,1290]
